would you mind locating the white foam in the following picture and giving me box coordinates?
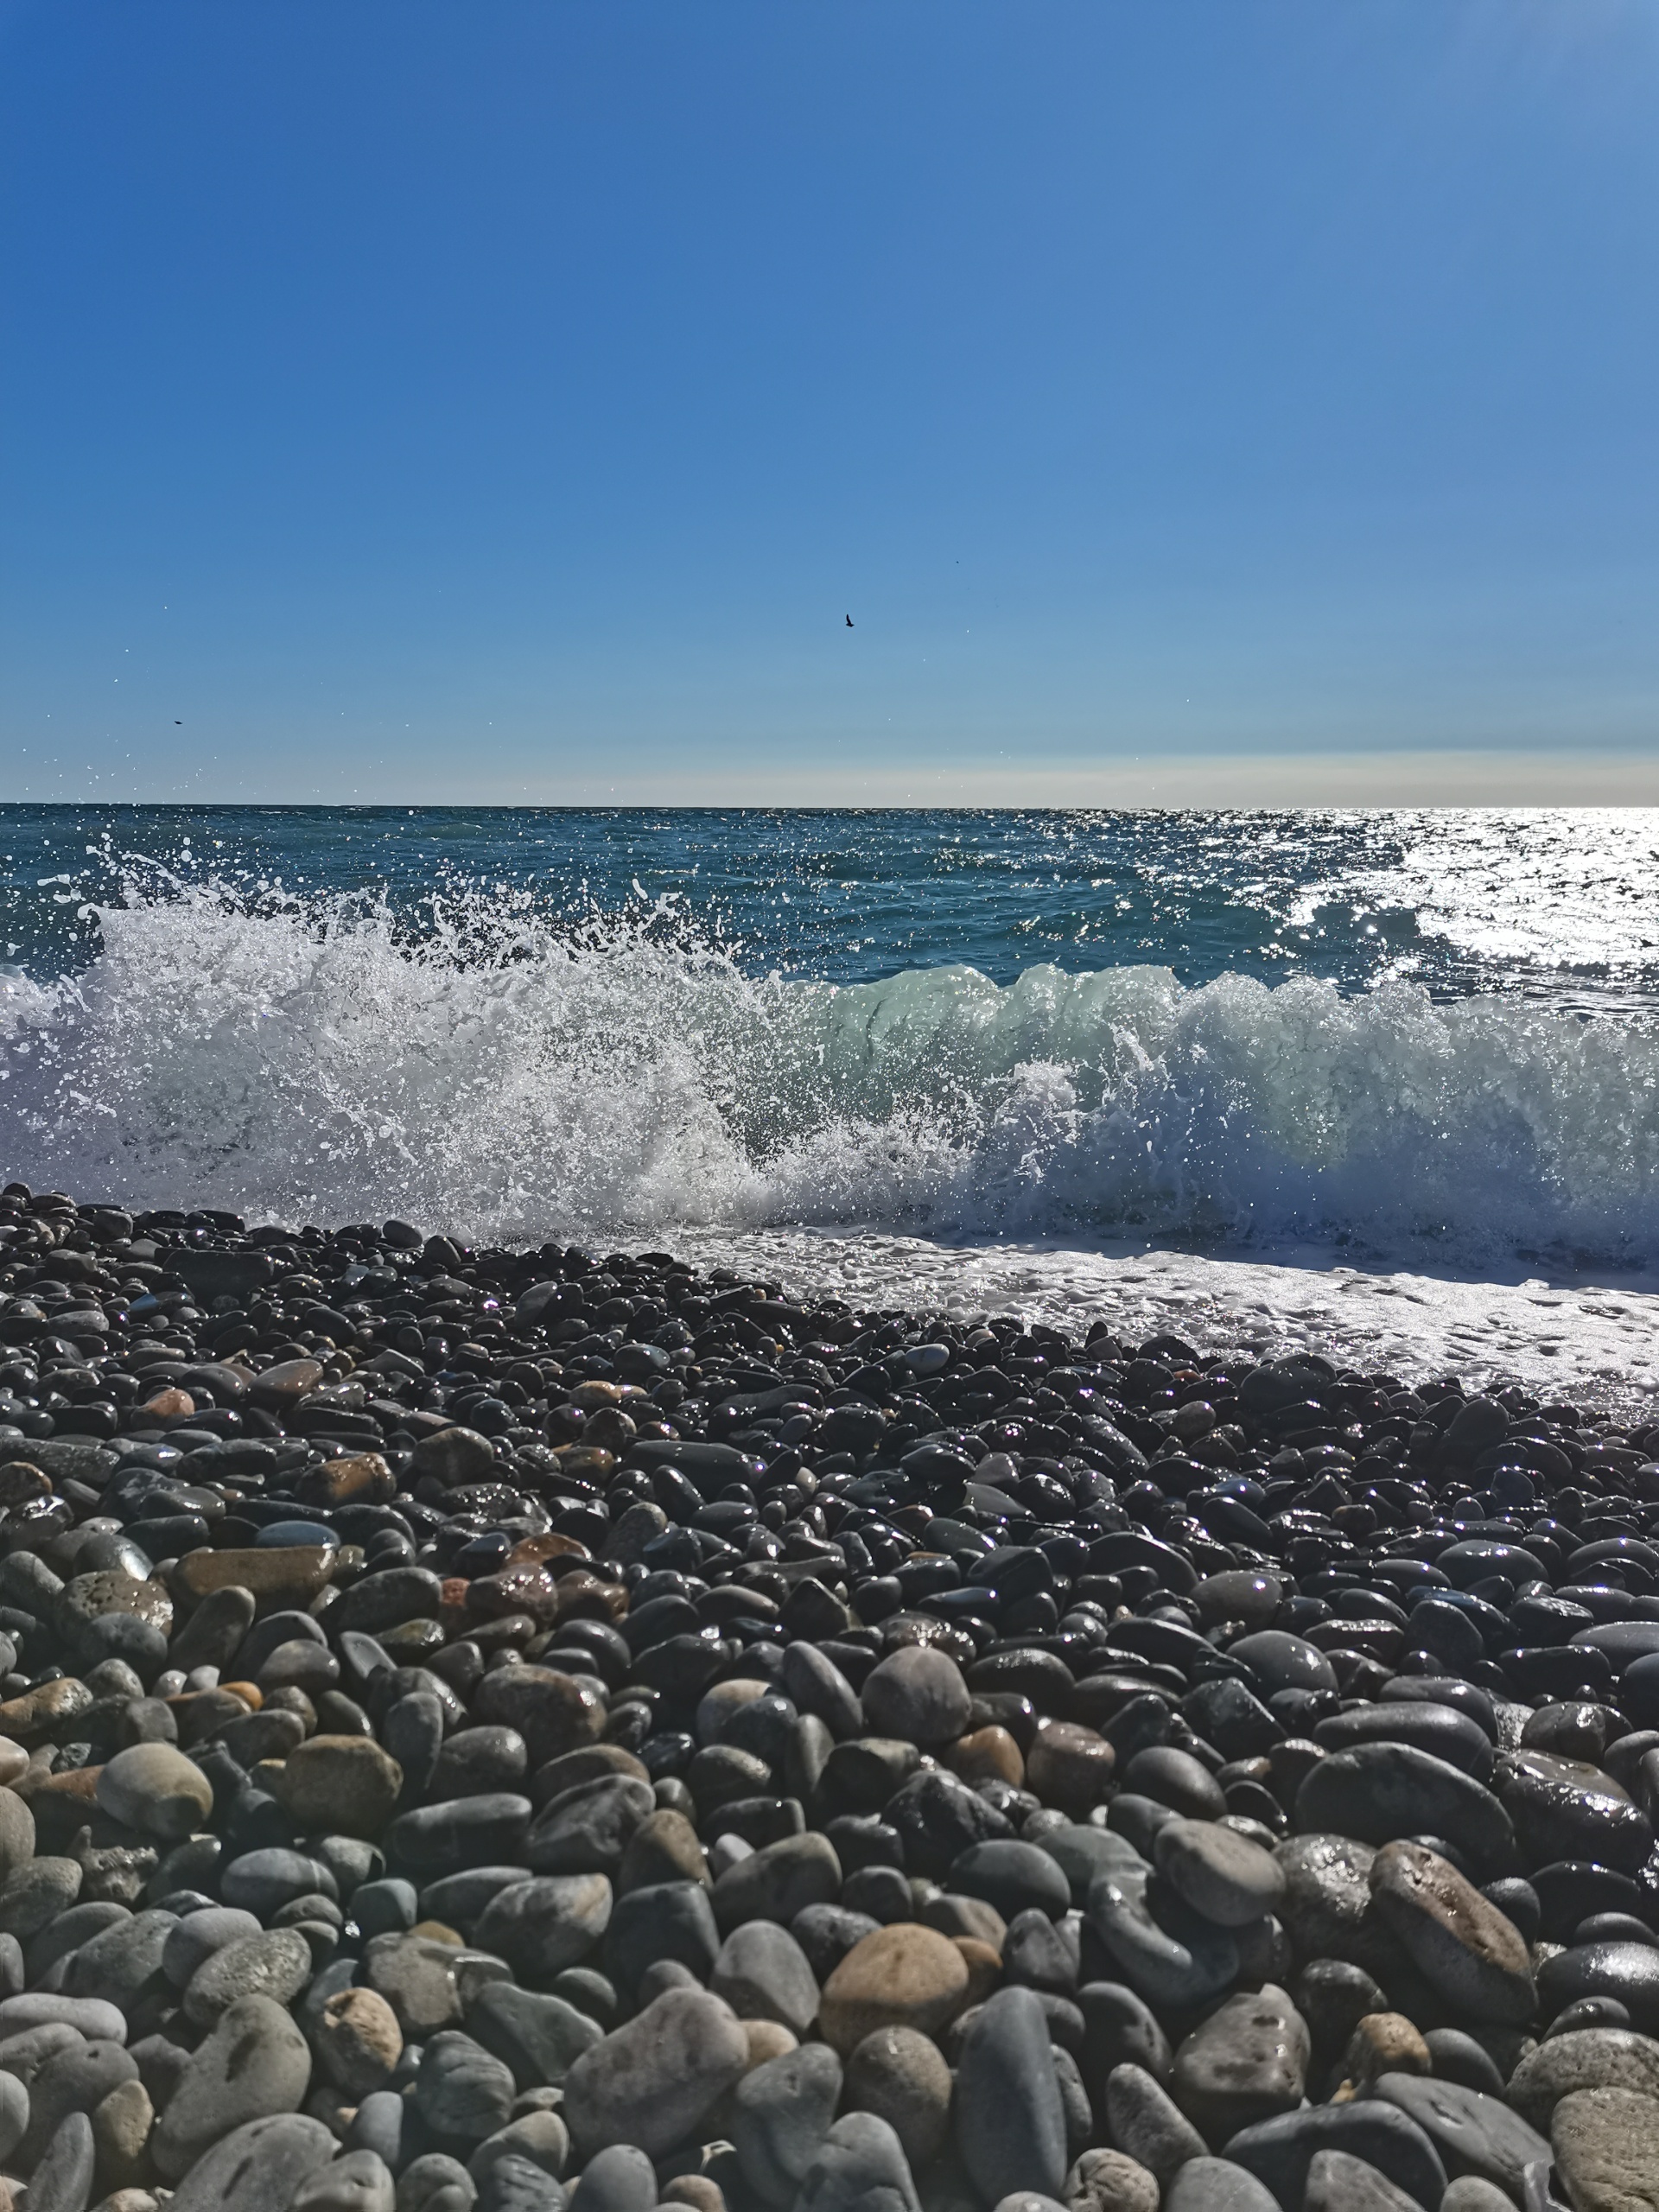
[3,883,1658,1401]
[679,1228,1659,1415]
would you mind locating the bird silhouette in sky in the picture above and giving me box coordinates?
[845,614,854,627]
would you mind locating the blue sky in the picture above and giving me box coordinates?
[2,2,1656,803]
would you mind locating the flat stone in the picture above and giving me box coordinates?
[1154,1820,1286,1929]
[733,2041,844,2203]
[1368,1840,1535,2024]
[562,1986,749,2159]
[221,1847,339,1916]
[1304,2150,1427,2212]
[956,1985,1067,2204]
[1171,1986,1308,2143]
[94,1745,213,1840]
[1223,2103,1447,2212]
[0,1996,128,2044]
[1552,2087,1659,2212]
[472,1875,613,1980]
[1507,2030,1659,2127]
[1371,2072,1549,2196]
[818,1923,969,2056]
[390,1796,533,1877]
[152,1993,315,2182]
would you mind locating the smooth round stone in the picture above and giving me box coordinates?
[1192,1574,1283,1630]
[792,2111,919,2212]
[152,1993,315,2182]
[1552,2088,1659,2212]
[1506,2029,1659,2126]
[274,1735,404,1840]
[1122,1748,1226,1821]
[1370,2073,1549,2198]
[472,1874,613,1980]
[1538,1942,1659,2031]
[954,1986,1066,2204]
[712,1830,843,1929]
[162,1908,263,1991]
[566,2144,657,2212]
[860,1647,972,1748]
[220,1848,339,1917]
[415,2032,517,2145]
[818,1923,970,2056]
[0,1995,129,2044]
[1497,1751,1654,1874]
[1571,1622,1659,1673]
[315,1987,404,2097]
[1105,2063,1207,2179]
[432,1729,530,1802]
[1222,2102,1448,2212]
[525,1776,654,1879]
[20,2039,137,2170]
[844,2024,951,2168]
[1154,1819,1286,1929]
[182,1927,315,2027]
[732,2040,844,2202]
[257,1520,341,1549]
[1171,1986,1309,2139]
[710,1920,820,2038]
[1368,1840,1535,2024]
[561,1987,750,2159]
[1161,2158,1281,2212]
[1313,1702,1494,1784]
[1381,1677,1497,1739]
[1229,1632,1338,1698]
[166,2115,337,2212]
[29,2109,96,2212]
[1296,1745,1512,1864]
[1422,2030,1506,2097]
[467,1984,601,2092]
[95,1744,213,1839]
[948,1840,1071,1922]
[390,1796,534,1877]
[0,2069,25,2164]
[291,2149,396,2212]
[1084,1872,1239,2012]
[1305,2149,1429,2212]
[606,1881,720,2001]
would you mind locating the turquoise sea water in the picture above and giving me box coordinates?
[1,805,1656,1275]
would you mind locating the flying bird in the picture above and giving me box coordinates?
[846,614,854,627]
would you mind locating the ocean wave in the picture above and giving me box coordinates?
[2,880,1656,1268]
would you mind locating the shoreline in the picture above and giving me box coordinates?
[1,1180,1658,2211]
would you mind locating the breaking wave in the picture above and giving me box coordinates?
[2,878,1657,1269]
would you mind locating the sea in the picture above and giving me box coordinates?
[3,804,1658,1408]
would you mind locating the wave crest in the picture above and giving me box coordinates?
[2,880,1656,1267]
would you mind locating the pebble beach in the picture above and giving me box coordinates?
[0,1189,1655,2212]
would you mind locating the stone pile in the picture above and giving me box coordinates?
[0,1188,1655,2212]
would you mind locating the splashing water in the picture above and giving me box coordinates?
[3,866,1658,1274]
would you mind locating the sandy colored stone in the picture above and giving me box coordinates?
[272,1737,402,1840]
[1027,1722,1116,1815]
[819,1923,970,2056]
[314,1987,404,2098]
[1554,2088,1659,2212]
[174,1547,335,1612]
[1334,2013,1431,2096]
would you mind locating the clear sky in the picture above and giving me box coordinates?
[2,1,1657,804]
